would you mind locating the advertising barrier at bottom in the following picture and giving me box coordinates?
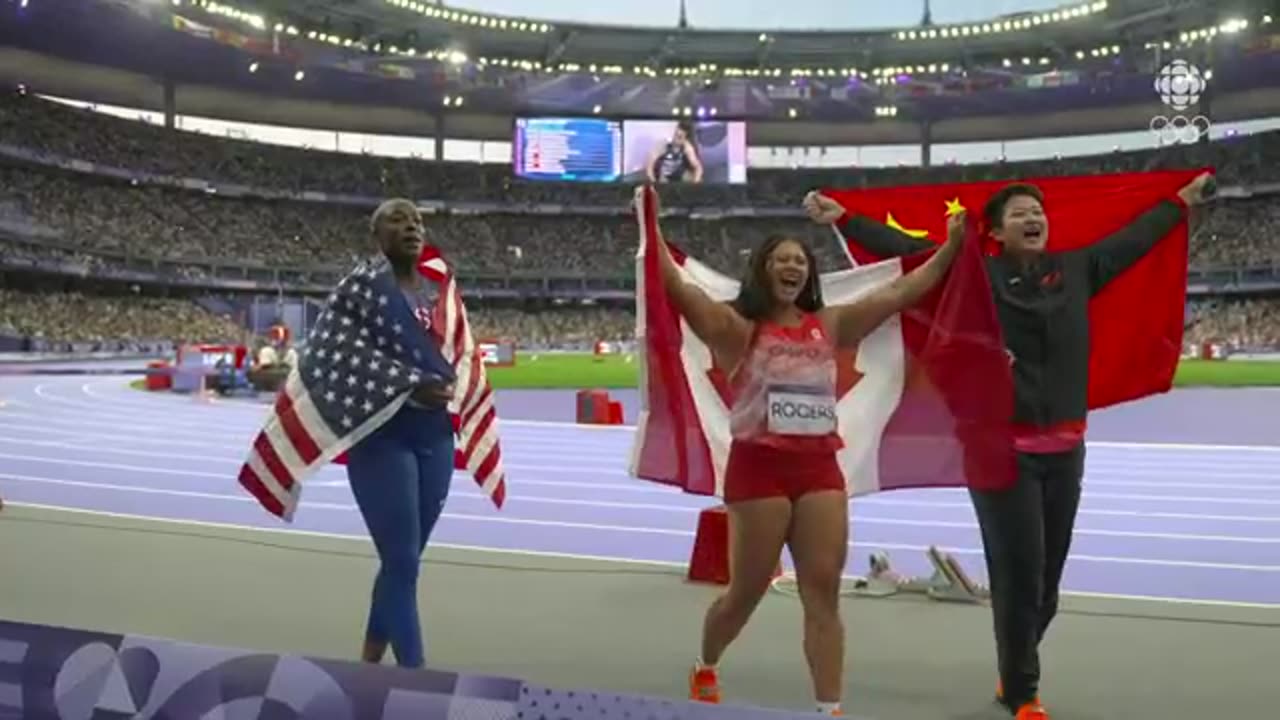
[0,619,864,720]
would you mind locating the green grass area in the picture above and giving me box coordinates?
[486,352,640,389]
[129,354,1280,392]
[487,354,1280,390]
[1172,358,1280,387]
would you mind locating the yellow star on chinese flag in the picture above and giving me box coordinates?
[945,197,966,217]
[883,212,930,238]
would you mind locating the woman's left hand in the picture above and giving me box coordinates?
[944,209,967,247]
[1178,172,1214,206]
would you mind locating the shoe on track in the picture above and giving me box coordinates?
[689,666,720,704]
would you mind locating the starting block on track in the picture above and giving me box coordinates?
[842,546,989,604]
[767,546,987,604]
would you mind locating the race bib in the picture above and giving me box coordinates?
[766,384,837,436]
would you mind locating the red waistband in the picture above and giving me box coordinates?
[1011,419,1086,453]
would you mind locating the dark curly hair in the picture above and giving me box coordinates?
[730,234,824,321]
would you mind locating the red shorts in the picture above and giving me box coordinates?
[723,440,845,504]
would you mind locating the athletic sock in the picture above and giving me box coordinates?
[694,657,717,671]
[815,701,841,715]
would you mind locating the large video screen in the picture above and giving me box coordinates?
[512,117,623,182]
[621,119,748,185]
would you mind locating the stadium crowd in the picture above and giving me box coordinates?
[0,93,1278,351]
[5,93,1280,207]
[1,287,1274,353]
[0,288,244,346]
[3,161,1279,276]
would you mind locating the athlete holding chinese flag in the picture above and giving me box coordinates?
[805,172,1213,720]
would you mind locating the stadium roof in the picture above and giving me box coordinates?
[233,0,1250,73]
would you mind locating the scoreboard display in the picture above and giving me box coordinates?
[512,117,623,182]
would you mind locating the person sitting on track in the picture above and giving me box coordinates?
[803,172,1213,720]
[345,198,458,669]
[641,185,970,717]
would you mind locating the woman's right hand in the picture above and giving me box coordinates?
[802,191,845,225]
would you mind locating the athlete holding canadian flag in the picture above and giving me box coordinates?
[637,183,971,717]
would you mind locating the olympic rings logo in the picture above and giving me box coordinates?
[1148,115,1210,145]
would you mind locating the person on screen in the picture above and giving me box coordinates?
[803,173,1212,720]
[646,120,704,184]
[642,185,971,717]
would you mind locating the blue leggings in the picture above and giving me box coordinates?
[345,404,455,668]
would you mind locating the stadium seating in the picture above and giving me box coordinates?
[0,94,1278,352]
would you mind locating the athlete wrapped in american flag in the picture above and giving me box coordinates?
[237,198,506,668]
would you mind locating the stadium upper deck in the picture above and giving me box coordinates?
[1,0,1278,146]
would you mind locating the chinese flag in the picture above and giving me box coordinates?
[824,169,1205,411]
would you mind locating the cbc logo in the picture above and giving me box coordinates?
[1154,60,1205,110]
[1150,60,1210,144]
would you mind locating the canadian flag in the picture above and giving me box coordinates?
[627,185,1017,498]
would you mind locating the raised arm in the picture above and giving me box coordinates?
[637,187,750,352]
[804,191,934,258]
[819,211,968,349]
[1076,172,1212,294]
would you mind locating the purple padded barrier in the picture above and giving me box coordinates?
[0,619,522,720]
[0,621,864,720]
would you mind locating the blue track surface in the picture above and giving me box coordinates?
[0,374,1277,607]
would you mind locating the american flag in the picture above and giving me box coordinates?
[237,247,507,521]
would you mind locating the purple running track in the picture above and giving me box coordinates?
[0,374,1276,607]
